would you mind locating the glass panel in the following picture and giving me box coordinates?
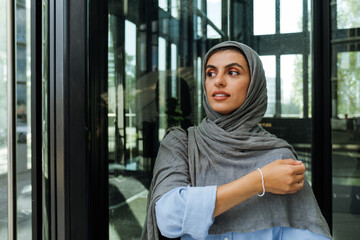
[0,0,8,238]
[332,51,360,240]
[280,54,303,118]
[158,0,168,11]
[254,0,275,35]
[15,0,31,239]
[170,43,177,97]
[206,0,222,38]
[280,0,303,33]
[197,16,203,37]
[332,0,360,237]
[171,0,179,19]
[260,55,276,117]
[41,0,50,239]
[158,36,167,140]
[125,20,137,167]
[337,0,360,29]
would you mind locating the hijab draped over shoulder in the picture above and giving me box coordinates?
[142,41,331,239]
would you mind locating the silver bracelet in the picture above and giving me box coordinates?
[257,168,265,197]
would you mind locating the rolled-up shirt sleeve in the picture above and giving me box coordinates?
[155,185,217,240]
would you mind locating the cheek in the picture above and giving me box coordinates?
[205,82,211,95]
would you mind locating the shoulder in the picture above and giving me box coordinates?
[159,127,189,153]
[163,127,188,142]
[266,147,297,160]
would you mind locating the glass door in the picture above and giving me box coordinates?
[331,1,360,239]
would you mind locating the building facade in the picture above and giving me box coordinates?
[0,0,360,239]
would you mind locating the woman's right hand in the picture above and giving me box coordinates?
[261,159,306,194]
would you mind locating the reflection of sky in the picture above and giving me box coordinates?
[280,0,302,33]
[206,0,222,38]
[254,0,303,35]
[125,20,136,67]
[254,0,276,35]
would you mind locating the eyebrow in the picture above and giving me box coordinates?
[205,62,245,71]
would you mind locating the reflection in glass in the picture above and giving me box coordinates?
[15,0,32,239]
[171,0,179,19]
[260,55,276,117]
[158,37,167,141]
[337,0,360,29]
[332,0,360,238]
[171,43,177,98]
[280,55,303,117]
[158,0,168,11]
[125,20,137,168]
[332,51,360,240]
[280,0,302,33]
[41,0,50,238]
[336,52,360,117]
[0,0,8,238]
[206,0,221,38]
[254,0,275,35]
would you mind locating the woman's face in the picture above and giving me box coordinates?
[205,50,250,115]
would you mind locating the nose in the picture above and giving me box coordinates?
[214,73,226,87]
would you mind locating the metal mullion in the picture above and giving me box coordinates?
[275,54,281,117]
[7,0,17,239]
[30,0,44,239]
[312,0,332,231]
[49,0,59,239]
[276,0,280,34]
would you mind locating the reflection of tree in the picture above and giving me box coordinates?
[337,0,360,28]
[291,55,303,115]
[125,53,136,111]
[281,55,303,116]
[337,52,360,116]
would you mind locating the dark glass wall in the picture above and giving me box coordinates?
[330,0,360,239]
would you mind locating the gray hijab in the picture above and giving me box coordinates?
[142,41,331,239]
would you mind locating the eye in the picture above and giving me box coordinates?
[228,70,239,76]
[206,71,216,77]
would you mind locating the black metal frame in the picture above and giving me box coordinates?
[49,0,90,239]
[7,0,16,238]
[312,0,332,230]
[31,0,43,238]
[88,0,109,239]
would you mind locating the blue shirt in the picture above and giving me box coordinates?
[155,186,331,240]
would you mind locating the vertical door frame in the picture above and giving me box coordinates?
[31,0,43,238]
[49,0,90,239]
[7,0,16,238]
[312,0,332,231]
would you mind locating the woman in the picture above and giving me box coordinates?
[142,41,332,240]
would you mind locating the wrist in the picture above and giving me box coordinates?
[257,168,265,197]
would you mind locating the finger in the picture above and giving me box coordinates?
[293,174,305,184]
[290,181,304,192]
[291,164,306,174]
[280,159,303,165]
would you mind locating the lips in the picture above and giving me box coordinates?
[212,91,230,100]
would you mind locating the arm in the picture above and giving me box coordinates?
[213,159,305,218]
[155,186,217,239]
[155,158,304,238]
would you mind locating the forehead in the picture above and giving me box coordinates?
[206,49,248,66]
